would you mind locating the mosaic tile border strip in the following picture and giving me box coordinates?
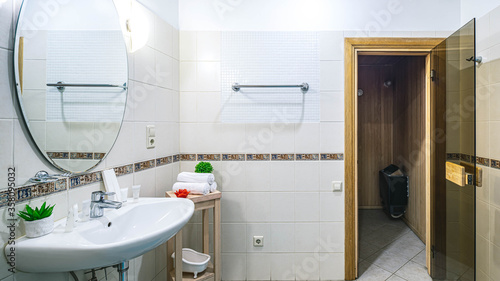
[0,192,8,208]
[0,179,68,208]
[114,164,134,177]
[181,154,196,161]
[47,152,107,160]
[221,154,245,161]
[94,153,106,160]
[476,157,490,167]
[156,156,173,167]
[271,154,295,161]
[177,153,344,161]
[447,153,500,170]
[70,152,93,160]
[321,153,344,160]
[198,154,221,161]
[296,154,320,161]
[483,157,500,169]
[0,152,345,208]
[447,153,474,163]
[219,153,342,161]
[46,152,69,159]
[69,171,102,189]
[0,154,183,207]
[247,154,271,161]
[460,154,472,163]
[134,160,156,172]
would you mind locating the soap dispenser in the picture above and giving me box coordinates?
[65,204,78,232]
[65,207,74,232]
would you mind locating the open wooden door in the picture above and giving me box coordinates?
[344,38,444,281]
[430,19,477,280]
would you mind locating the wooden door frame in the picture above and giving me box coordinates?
[344,38,443,280]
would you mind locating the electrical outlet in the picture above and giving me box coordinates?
[146,125,156,149]
[253,236,264,247]
[332,181,342,192]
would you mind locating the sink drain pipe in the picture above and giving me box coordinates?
[116,261,129,281]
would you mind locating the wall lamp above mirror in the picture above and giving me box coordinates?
[113,0,151,53]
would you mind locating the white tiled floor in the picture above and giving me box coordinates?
[357,210,431,281]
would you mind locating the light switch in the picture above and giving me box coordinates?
[332,181,342,192]
[146,125,155,149]
[147,125,156,137]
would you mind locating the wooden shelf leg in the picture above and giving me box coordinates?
[202,209,210,254]
[214,199,221,281]
[167,238,174,281]
[175,230,183,281]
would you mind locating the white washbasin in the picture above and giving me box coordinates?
[8,197,194,273]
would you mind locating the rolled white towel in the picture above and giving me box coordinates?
[173,182,210,195]
[209,182,217,193]
[177,172,215,185]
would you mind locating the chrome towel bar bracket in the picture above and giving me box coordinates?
[232,83,309,93]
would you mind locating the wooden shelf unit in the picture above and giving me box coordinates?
[166,190,221,281]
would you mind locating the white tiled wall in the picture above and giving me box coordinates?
[475,4,500,281]
[220,31,320,123]
[180,31,344,280]
[178,0,461,32]
[180,26,456,280]
[178,30,447,281]
[0,0,480,280]
[0,1,180,280]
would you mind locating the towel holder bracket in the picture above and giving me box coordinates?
[232,83,309,93]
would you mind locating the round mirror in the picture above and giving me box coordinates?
[14,0,128,173]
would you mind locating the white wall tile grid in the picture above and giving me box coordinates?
[46,30,127,122]
[0,1,181,280]
[474,4,500,281]
[221,31,320,123]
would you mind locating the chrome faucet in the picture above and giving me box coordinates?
[90,191,122,218]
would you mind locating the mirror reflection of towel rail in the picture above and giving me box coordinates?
[47,82,128,91]
[232,83,309,93]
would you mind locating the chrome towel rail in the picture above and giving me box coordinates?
[232,83,309,93]
[47,81,128,91]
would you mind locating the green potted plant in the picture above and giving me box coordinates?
[195,162,213,173]
[18,202,55,238]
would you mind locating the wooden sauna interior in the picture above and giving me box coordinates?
[357,55,427,242]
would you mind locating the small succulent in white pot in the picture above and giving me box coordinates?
[17,202,55,238]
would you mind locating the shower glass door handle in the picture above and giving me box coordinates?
[445,161,482,187]
[430,19,476,280]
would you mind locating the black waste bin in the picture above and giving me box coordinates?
[379,164,409,218]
